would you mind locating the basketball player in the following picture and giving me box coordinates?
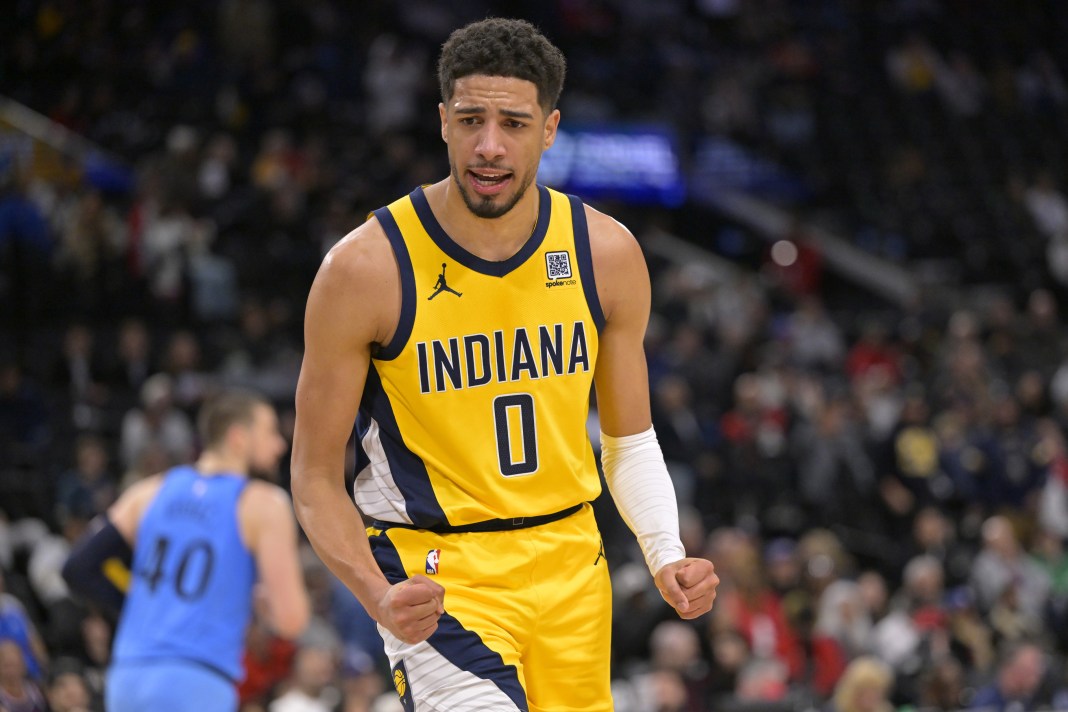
[62,391,310,712]
[291,18,719,711]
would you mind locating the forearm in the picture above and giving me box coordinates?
[600,426,686,576]
[292,471,392,620]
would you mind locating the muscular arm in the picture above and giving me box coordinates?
[588,210,654,438]
[240,483,309,638]
[588,207,719,619]
[291,223,444,643]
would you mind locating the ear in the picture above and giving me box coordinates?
[543,109,561,150]
[439,103,448,143]
[226,422,250,454]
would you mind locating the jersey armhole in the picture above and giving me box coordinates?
[234,477,256,553]
[371,206,417,360]
[567,195,606,333]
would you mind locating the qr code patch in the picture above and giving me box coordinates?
[545,251,572,280]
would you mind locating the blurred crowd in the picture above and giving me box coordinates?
[3,0,1068,711]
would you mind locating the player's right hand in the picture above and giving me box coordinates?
[377,574,446,644]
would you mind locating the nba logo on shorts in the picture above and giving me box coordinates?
[425,549,441,575]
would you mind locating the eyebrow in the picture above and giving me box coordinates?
[453,106,536,120]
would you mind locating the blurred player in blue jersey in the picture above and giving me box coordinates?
[63,391,310,712]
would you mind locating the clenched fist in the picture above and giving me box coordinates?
[654,558,719,620]
[377,575,447,644]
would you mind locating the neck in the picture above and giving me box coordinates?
[196,450,248,477]
[431,178,539,262]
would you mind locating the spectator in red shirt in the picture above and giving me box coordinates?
[846,322,903,385]
[717,541,805,681]
[239,612,298,706]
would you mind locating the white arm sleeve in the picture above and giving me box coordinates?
[600,426,686,577]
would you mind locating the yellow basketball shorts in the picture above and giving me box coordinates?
[368,503,613,711]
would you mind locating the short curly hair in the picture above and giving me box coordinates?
[437,18,566,114]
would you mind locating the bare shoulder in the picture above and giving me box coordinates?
[309,216,400,346]
[109,474,166,541]
[317,217,397,297]
[582,204,649,323]
[241,479,293,513]
[117,474,166,512]
[238,480,296,549]
[584,204,643,266]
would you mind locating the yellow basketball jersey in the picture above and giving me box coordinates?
[354,185,604,528]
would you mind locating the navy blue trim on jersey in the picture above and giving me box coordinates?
[568,195,606,333]
[410,184,551,278]
[369,532,529,711]
[367,528,409,585]
[359,365,449,528]
[351,426,371,483]
[372,206,417,360]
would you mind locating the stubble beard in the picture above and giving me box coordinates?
[450,161,535,219]
[248,458,280,483]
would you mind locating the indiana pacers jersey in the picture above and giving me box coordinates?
[355,184,604,528]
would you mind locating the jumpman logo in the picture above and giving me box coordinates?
[594,539,606,566]
[428,263,462,300]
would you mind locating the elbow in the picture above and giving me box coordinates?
[291,489,311,530]
[289,466,311,523]
[289,465,328,531]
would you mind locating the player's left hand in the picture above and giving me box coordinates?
[654,557,719,620]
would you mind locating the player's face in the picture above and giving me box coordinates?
[245,403,287,478]
[440,75,560,219]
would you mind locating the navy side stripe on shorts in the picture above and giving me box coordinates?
[368,530,528,710]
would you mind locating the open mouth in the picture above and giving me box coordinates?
[467,169,513,195]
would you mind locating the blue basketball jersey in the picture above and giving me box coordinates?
[112,466,256,681]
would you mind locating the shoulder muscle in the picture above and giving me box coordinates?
[584,204,650,329]
[310,217,400,349]
[108,474,166,543]
[238,480,295,550]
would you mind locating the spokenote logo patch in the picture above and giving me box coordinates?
[425,548,441,575]
[545,250,577,288]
